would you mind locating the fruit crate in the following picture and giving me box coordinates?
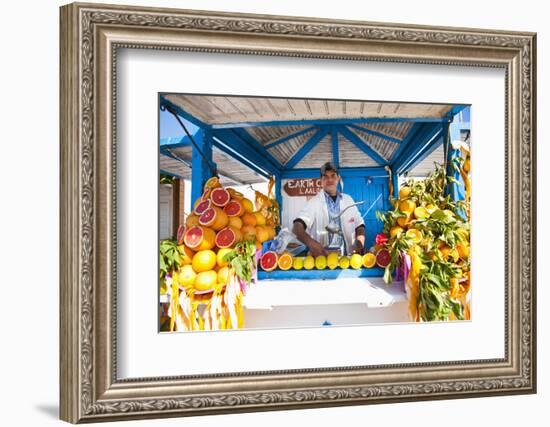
[257,267,385,280]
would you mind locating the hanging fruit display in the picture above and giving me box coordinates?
[375,154,471,322]
[160,176,277,332]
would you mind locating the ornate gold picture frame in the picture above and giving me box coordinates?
[60,2,536,423]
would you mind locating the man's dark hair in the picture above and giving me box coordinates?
[320,162,338,177]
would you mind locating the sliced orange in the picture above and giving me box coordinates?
[362,253,376,268]
[405,228,423,244]
[278,252,293,270]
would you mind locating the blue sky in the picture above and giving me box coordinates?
[159,108,199,140]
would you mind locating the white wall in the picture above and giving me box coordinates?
[0,1,547,426]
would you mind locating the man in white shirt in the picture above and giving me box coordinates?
[292,162,366,257]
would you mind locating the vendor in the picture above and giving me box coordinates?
[292,162,366,257]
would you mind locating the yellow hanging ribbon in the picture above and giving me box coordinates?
[407,247,423,322]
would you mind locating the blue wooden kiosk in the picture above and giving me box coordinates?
[159,94,470,325]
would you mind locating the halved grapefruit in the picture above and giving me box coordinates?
[183,226,216,251]
[193,198,211,216]
[215,226,242,249]
[223,199,244,217]
[259,251,278,272]
[210,187,231,207]
[375,248,391,268]
[176,224,186,245]
[199,206,229,231]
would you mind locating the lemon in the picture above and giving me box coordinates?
[327,252,339,270]
[338,256,350,269]
[217,266,230,285]
[315,255,327,270]
[414,206,429,219]
[178,265,196,287]
[216,248,233,267]
[350,253,363,269]
[192,249,217,273]
[303,256,315,270]
[193,270,218,291]
[390,226,404,239]
[406,228,423,244]
[292,257,304,270]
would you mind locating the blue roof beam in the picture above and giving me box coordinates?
[159,96,211,129]
[282,166,389,179]
[348,124,403,145]
[337,125,387,166]
[393,123,444,174]
[264,126,318,149]
[210,116,448,129]
[231,128,285,171]
[285,127,331,169]
[331,126,340,168]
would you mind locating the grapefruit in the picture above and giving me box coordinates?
[199,206,229,231]
[210,187,231,207]
[259,251,278,272]
[223,199,244,217]
[375,249,391,268]
[278,252,293,270]
[362,252,376,268]
[193,198,211,216]
[191,250,217,273]
[216,248,233,267]
[183,226,216,251]
[194,270,218,291]
[176,224,186,245]
[228,216,243,229]
[215,226,242,249]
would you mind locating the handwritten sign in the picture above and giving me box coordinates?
[283,178,322,197]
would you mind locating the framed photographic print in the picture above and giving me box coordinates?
[60,2,537,423]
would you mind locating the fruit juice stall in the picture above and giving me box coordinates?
[158,94,471,331]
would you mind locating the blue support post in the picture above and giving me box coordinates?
[191,129,216,203]
[446,118,461,202]
[391,166,399,199]
[331,126,340,168]
[275,174,283,226]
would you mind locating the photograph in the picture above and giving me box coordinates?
[158,94,472,331]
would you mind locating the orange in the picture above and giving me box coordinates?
[390,226,404,239]
[253,211,266,226]
[396,214,411,228]
[399,199,416,214]
[177,244,195,265]
[191,249,217,273]
[362,253,376,268]
[241,212,257,226]
[398,186,412,199]
[278,253,293,270]
[255,225,270,243]
[241,225,257,242]
[405,228,423,244]
[228,216,243,229]
[241,198,254,213]
[185,213,200,227]
[203,176,221,190]
[456,243,470,260]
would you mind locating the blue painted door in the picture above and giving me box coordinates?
[341,176,390,249]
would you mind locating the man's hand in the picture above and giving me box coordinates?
[351,239,364,255]
[308,239,328,257]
